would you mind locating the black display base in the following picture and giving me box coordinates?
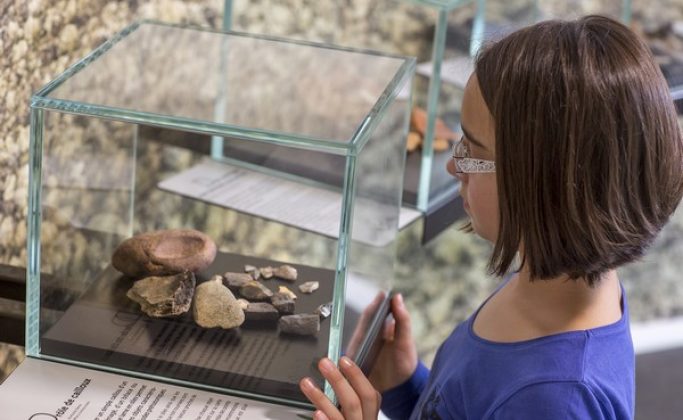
[40,252,341,404]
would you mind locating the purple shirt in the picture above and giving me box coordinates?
[381,287,634,419]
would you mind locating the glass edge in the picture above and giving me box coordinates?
[349,58,416,153]
[140,19,416,62]
[29,99,353,156]
[33,21,142,99]
[27,354,315,411]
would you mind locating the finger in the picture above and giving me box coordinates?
[313,410,330,420]
[339,356,382,419]
[391,294,413,345]
[382,318,396,341]
[299,377,343,420]
[319,358,363,419]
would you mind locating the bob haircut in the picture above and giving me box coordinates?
[475,15,683,286]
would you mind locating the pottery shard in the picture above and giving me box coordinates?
[410,106,458,141]
[127,272,195,317]
[270,292,295,315]
[193,277,245,329]
[298,281,319,294]
[279,314,320,336]
[239,280,274,301]
[273,264,297,281]
[244,302,280,322]
[223,272,253,292]
[112,229,217,278]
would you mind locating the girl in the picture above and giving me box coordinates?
[300,15,683,419]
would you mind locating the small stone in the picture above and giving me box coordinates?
[193,277,245,329]
[244,302,280,322]
[278,286,297,300]
[273,264,297,281]
[279,314,320,336]
[433,138,450,152]
[244,265,260,280]
[298,281,319,294]
[223,272,253,292]
[239,280,274,301]
[236,298,250,310]
[270,292,295,315]
[112,229,217,278]
[259,266,274,279]
[126,272,195,317]
[315,302,333,320]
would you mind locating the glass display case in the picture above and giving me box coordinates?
[27,21,414,408]
[224,0,634,242]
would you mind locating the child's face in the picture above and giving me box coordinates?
[447,75,499,242]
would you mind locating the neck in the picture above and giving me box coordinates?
[507,268,622,334]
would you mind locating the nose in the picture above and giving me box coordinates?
[446,158,466,181]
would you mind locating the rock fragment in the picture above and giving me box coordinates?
[277,286,297,300]
[193,277,245,329]
[239,280,273,301]
[244,265,260,280]
[223,272,253,292]
[315,302,333,320]
[127,272,195,317]
[259,266,274,279]
[279,314,320,336]
[273,264,297,281]
[298,281,319,294]
[270,292,295,315]
[236,298,250,310]
[244,302,280,322]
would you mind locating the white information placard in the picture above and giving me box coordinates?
[0,358,310,420]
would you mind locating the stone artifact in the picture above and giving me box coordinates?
[277,286,297,300]
[223,272,253,292]
[239,280,274,301]
[273,264,298,281]
[193,277,245,329]
[315,302,333,320]
[259,266,274,279]
[244,302,280,322]
[279,314,320,336]
[112,229,217,278]
[244,265,260,280]
[127,272,196,317]
[270,292,295,315]
[298,281,319,294]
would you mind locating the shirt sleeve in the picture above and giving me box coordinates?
[380,361,430,420]
[489,381,609,420]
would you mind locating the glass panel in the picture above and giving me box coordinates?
[29,21,412,407]
[41,22,407,145]
[340,72,413,374]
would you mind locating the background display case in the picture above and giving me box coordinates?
[224,0,634,242]
[27,21,414,408]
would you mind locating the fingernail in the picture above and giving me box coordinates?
[319,358,334,373]
[397,293,404,306]
[301,377,314,390]
[340,356,353,368]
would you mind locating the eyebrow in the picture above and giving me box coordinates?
[460,124,488,151]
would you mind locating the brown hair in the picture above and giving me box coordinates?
[475,15,683,285]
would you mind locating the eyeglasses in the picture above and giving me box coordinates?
[452,137,496,174]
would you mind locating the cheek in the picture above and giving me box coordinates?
[467,178,499,240]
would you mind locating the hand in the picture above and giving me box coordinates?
[300,356,381,420]
[367,293,418,392]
